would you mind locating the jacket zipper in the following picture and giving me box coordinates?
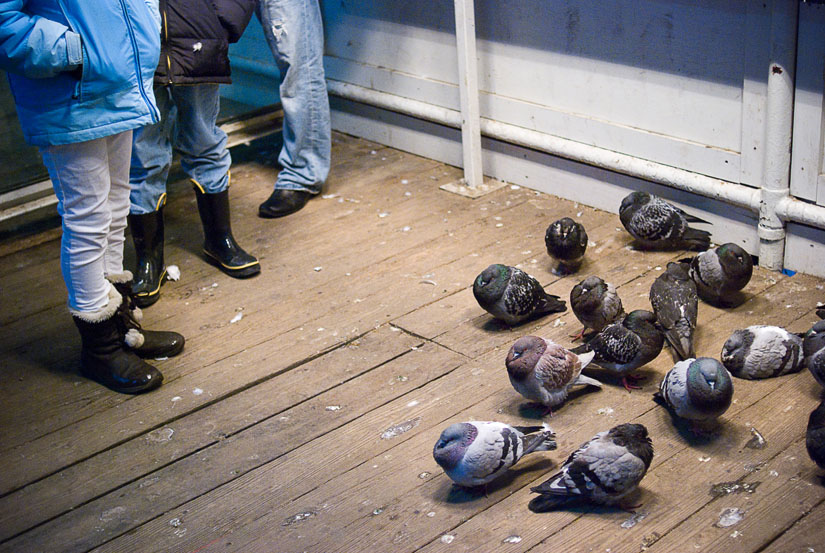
[162,4,172,84]
[119,0,159,123]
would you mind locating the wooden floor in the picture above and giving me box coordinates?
[1,132,824,553]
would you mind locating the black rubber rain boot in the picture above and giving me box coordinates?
[70,286,163,394]
[194,188,261,278]
[107,271,185,359]
[128,207,166,308]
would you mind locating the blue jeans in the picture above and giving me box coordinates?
[40,131,133,311]
[129,84,231,214]
[257,0,331,194]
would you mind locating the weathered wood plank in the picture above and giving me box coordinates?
[0,182,559,485]
[0,325,423,543]
[759,493,825,553]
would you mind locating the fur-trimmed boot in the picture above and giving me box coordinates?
[194,188,261,278]
[127,207,166,308]
[71,286,163,394]
[107,271,185,359]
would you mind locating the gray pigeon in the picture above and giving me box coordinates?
[506,336,601,415]
[619,191,711,251]
[807,402,825,470]
[721,325,804,379]
[685,243,753,306]
[528,423,653,511]
[817,303,825,320]
[570,276,625,341]
[650,261,698,361]
[655,357,733,424]
[545,217,588,275]
[803,320,825,388]
[433,421,556,488]
[574,310,665,391]
[473,264,566,325]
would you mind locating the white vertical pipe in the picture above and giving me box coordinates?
[453,0,484,188]
[758,0,798,270]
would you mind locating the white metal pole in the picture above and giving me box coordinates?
[453,0,484,189]
[758,0,799,270]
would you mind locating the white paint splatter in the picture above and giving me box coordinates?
[146,427,174,443]
[502,535,522,544]
[379,212,389,218]
[230,312,243,324]
[597,407,614,415]
[716,508,745,528]
[167,265,181,281]
[401,179,409,184]
[510,185,521,190]
[621,511,647,529]
[441,535,455,544]
[314,266,323,272]
[325,405,341,411]
[407,400,419,407]
[193,388,203,395]
[381,417,421,439]
[699,456,711,462]
[169,518,182,527]
[171,396,182,402]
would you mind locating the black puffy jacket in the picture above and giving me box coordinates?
[155,0,256,85]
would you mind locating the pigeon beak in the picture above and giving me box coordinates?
[512,351,522,359]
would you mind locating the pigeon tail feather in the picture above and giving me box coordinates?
[572,372,603,388]
[683,228,711,251]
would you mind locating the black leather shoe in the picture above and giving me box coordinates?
[258,189,313,218]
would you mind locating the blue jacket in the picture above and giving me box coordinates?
[0,0,161,146]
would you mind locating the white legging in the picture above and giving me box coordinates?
[40,131,133,312]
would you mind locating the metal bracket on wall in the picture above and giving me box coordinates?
[0,105,284,224]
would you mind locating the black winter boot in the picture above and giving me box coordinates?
[194,188,260,278]
[107,271,185,359]
[70,286,163,394]
[128,207,166,308]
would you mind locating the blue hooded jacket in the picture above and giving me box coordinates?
[0,0,161,146]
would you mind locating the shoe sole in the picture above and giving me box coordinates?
[203,250,261,279]
[133,268,168,308]
[81,369,164,394]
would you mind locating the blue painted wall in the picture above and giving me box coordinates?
[222,16,282,108]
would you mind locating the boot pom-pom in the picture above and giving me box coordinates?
[125,328,145,348]
[132,306,143,322]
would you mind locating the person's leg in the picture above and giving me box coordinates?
[40,135,163,394]
[128,85,177,306]
[257,0,331,217]
[174,84,260,278]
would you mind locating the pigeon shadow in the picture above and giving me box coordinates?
[437,458,557,504]
[514,385,602,420]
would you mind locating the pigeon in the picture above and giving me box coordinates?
[473,264,566,325]
[528,423,653,511]
[570,276,625,341]
[803,320,825,388]
[817,303,825,320]
[654,357,733,425]
[650,261,698,361]
[505,336,601,415]
[807,402,825,470]
[574,309,665,391]
[545,217,588,275]
[619,191,711,251]
[684,243,753,306]
[721,325,804,379]
[433,421,557,488]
